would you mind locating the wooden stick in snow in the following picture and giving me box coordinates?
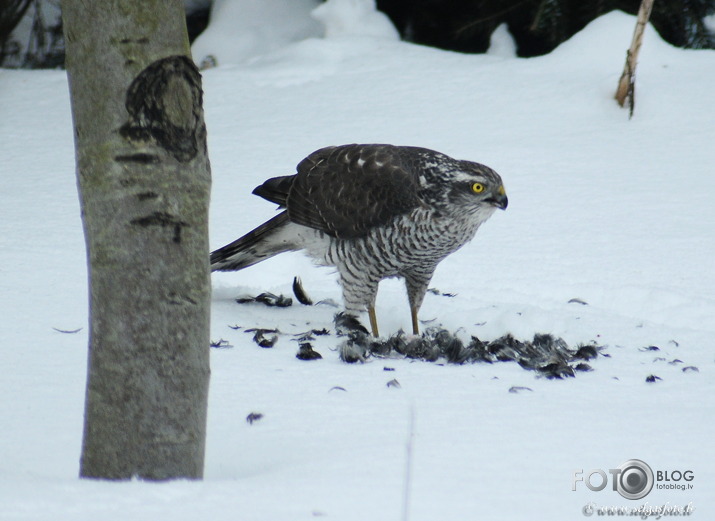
[615,0,655,116]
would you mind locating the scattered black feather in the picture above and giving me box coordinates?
[255,292,292,307]
[386,378,401,388]
[470,333,577,378]
[52,327,83,334]
[246,328,279,348]
[245,310,613,378]
[255,332,278,348]
[334,312,370,336]
[641,345,660,352]
[315,298,340,308]
[246,412,264,424]
[335,326,605,378]
[568,298,589,305]
[228,324,242,330]
[334,312,378,362]
[210,338,233,349]
[509,386,533,393]
[329,386,347,392]
[645,374,662,383]
[682,366,699,373]
[427,287,457,297]
[536,361,575,378]
[292,276,314,305]
[296,342,323,360]
[573,345,599,360]
[236,292,292,307]
[294,331,315,342]
[434,329,469,363]
[383,366,395,371]
[339,338,370,363]
[382,331,441,362]
[293,328,331,342]
[669,359,683,365]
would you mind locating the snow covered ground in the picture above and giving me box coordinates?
[1,3,714,519]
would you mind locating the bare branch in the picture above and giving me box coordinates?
[615,0,655,116]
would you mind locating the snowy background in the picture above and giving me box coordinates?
[1,0,714,519]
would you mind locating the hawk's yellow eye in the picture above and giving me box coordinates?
[471,182,485,193]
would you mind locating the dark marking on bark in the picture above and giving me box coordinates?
[130,211,189,243]
[119,37,149,44]
[119,55,207,163]
[136,191,159,201]
[168,292,198,305]
[115,153,160,164]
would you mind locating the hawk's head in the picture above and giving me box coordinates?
[418,155,508,217]
[449,161,508,212]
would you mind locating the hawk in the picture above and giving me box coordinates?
[211,144,507,337]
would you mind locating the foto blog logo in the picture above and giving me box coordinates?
[573,459,654,500]
[572,459,694,500]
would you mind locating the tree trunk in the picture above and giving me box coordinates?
[62,0,211,480]
[615,0,655,116]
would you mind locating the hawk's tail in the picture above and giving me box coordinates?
[211,211,296,271]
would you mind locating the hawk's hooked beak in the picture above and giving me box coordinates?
[487,186,508,210]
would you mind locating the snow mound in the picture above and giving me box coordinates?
[191,0,322,66]
[706,14,715,33]
[311,0,400,40]
[545,10,679,67]
[486,23,517,58]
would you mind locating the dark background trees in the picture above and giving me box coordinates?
[1,0,210,68]
[377,0,715,56]
[2,0,714,69]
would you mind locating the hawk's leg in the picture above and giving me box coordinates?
[410,306,420,336]
[339,267,380,337]
[404,270,435,336]
[368,306,380,338]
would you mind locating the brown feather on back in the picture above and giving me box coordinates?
[252,144,423,239]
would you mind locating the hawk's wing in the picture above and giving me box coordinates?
[253,144,424,239]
